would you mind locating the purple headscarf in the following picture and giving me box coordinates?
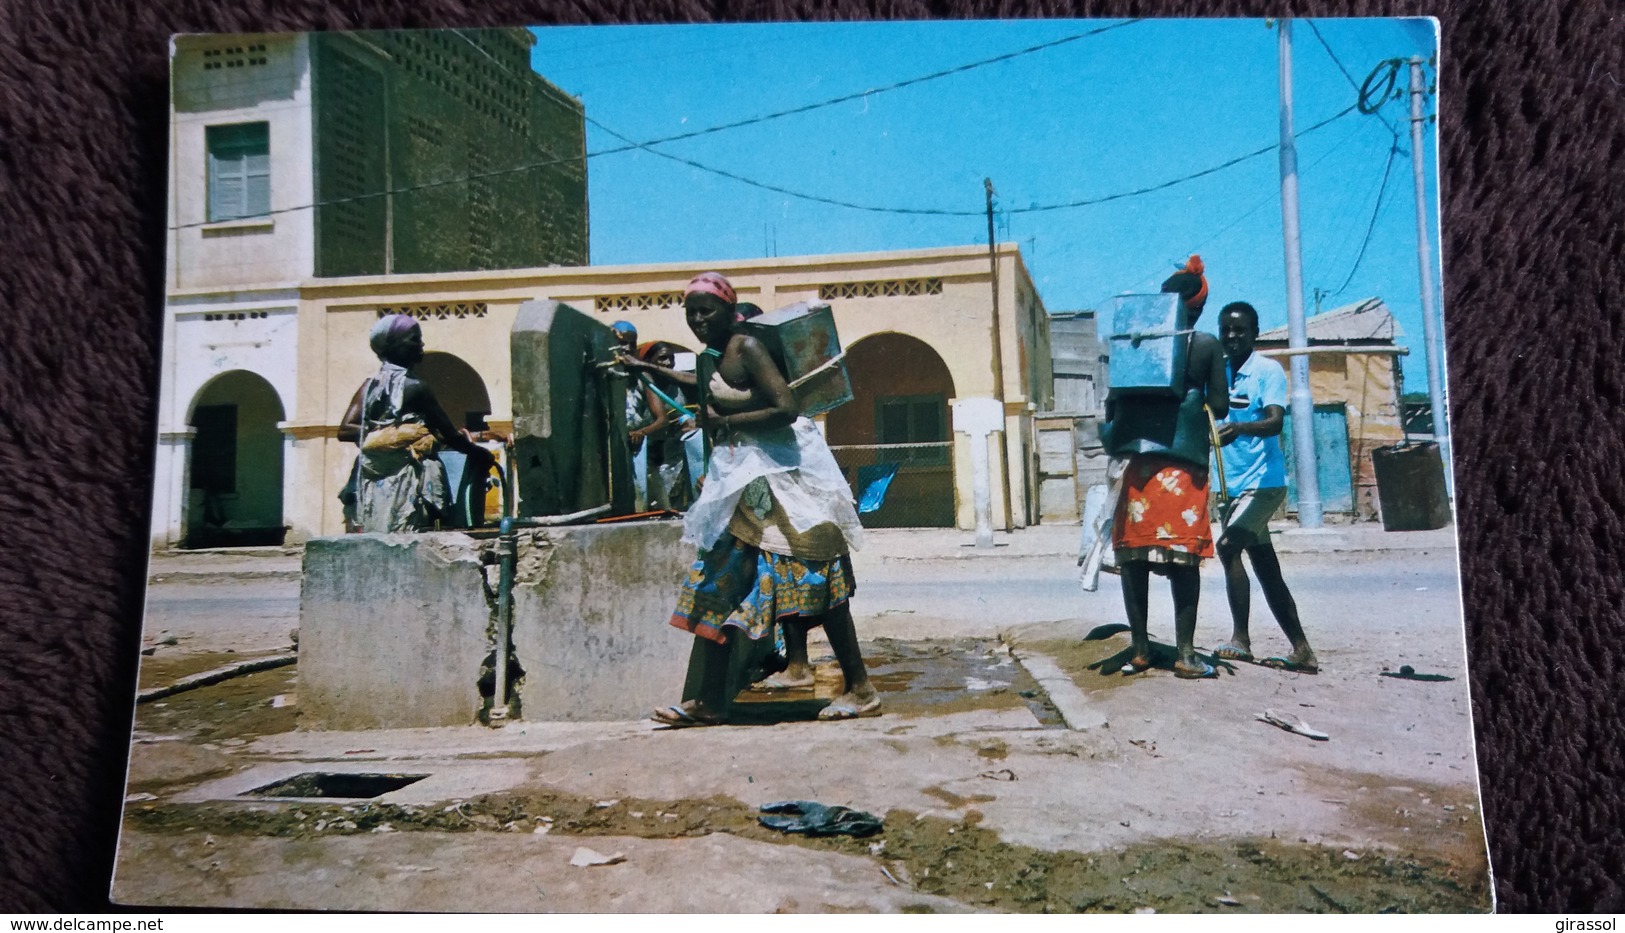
[369,313,420,362]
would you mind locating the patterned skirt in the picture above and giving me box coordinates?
[670,533,857,645]
[1112,453,1215,565]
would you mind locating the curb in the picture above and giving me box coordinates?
[138,652,298,703]
[1006,645,1107,732]
[148,570,303,584]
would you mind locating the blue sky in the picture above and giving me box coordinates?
[528,18,1442,388]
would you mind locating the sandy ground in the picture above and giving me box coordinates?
[116,542,1490,913]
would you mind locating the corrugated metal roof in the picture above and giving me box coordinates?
[1256,297,1403,343]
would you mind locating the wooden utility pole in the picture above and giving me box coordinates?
[984,178,1006,402]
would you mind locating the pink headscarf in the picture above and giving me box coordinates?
[684,271,736,307]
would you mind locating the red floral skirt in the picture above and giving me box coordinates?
[1112,454,1215,565]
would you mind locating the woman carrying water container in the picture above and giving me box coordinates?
[618,272,881,726]
[1101,257,1229,679]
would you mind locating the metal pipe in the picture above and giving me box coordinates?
[488,515,516,726]
[509,503,612,528]
[1257,346,1410,358]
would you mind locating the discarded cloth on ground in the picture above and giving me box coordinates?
[757,800,883,837]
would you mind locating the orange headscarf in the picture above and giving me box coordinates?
[1178,255,1208,311]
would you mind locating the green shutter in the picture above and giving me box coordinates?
[206,123,270,221]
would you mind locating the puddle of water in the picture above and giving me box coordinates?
[135,665,299,742]
[864,638,1066,726]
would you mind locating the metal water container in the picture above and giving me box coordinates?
[1371,442,1452,531]
[742,301,854,416]
[1104,293,1188,397]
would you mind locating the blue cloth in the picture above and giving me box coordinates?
[1219,352,1289,496]
[855,463,900,514]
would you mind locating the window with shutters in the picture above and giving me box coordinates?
[206,122,271,222]
[876,394,949,466]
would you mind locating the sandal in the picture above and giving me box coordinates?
[817,695,882,721]
[1119,655,1153,675]
[1173,659,1218,680]
[1212,642,1254,662]
[1260,656,1320,675]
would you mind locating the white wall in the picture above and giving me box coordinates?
[169,34,315,290]
[150,294,298,547]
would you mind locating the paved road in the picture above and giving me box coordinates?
[141,549,1469,672]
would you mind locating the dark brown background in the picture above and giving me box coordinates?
[1,0,1620,914]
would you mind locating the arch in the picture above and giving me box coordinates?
[825,332,957,528]
[185,370,286,548]
[417,351,493,431]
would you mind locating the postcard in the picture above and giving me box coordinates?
[115,19,1487,913]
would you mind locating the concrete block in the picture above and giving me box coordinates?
[299,534,492,731]
[298,522,696,730]
[511,521,695,721]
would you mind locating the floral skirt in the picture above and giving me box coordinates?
[670,533,856,645]
[1111,454,1215,565]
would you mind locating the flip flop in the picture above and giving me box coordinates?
[1256,708,1329,741]
[1119,655,1153,675]
[817,695,883,721]
[1260,656,1320,675]
[1212,642,1255,662]
[649,705,724,728]
[1173,659,1218,680]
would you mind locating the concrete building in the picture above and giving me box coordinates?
[1256,297,1408,520]
[161,30,587,546]
[154,31,1054,550]
[154,243,1054,548]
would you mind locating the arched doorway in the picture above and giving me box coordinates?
[185,370,286,548]
[825,333,957,528]
[416,352,493,432]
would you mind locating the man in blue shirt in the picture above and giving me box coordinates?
[1213,302,1318,673]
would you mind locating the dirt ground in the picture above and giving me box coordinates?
[111,640,1488,910]
[115,545,1490,913]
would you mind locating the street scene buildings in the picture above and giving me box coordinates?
[118,22,1487,914]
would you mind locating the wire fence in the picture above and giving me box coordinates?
[828,442,955,528]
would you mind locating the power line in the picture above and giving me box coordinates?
[581,19,1143,156]
[585,116,974,216]
[166,22,1349,231]
[1011,104,1357,215]
[589,103,1358,219]
[1305,20,1404,142]
[1091,114,1375,308]
[1328,136,1403,297]
[1303,125,1393,282]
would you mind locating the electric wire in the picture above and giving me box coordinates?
[1328,137,1402,297]
[168,21,1141,231]
[1306,20,1404,141]
[587,104,1358,218]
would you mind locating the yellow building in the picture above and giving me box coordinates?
[154,244,1054,547]
[1256,297,1408,519]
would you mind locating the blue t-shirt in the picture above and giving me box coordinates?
[1219,353,1289,495]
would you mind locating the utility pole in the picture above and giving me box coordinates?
[1278,18,1323,529]
[1409,56,1451,494]
[984,177,1005,402]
